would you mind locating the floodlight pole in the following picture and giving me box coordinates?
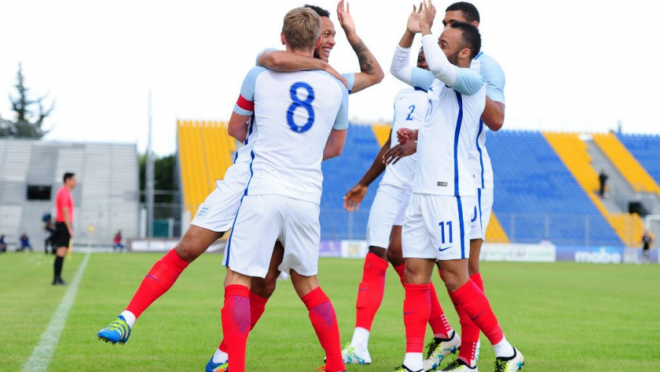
[146,90,155,238]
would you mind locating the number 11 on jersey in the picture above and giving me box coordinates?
[438,221,453,244]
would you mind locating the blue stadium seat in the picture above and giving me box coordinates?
[487,130,620,246]
[319,127,622,246]
[320,124,383,240]
[617,133,660,186]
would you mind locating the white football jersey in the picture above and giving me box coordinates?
[468,51,506,189]
[380,88,428,190]
[233,67,348,204]
[414,80,486,197]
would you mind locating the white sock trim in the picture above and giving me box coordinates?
[350,327,370,350]
[213,348,228,364]
[403,352,424,371]
[120,310,136,329]
[493,335,514,358]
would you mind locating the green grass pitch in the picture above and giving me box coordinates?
[2,252,660,371]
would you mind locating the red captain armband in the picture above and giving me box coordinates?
[236,94,254,112]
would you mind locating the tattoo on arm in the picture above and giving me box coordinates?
[352,39,374,74]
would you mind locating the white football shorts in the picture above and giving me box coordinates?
[190,161,251,232]
[469,187,494,240]
[402,193,476,261]
[366,184,413,249]
[222,194,321,278]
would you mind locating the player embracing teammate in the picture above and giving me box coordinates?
[96,1,524,371]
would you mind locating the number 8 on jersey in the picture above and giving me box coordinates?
[287,82,316,133]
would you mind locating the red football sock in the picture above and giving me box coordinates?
[428,281,452,339]
[126,249,189,318]
[218,291,269,352]
[449,279,503,346]
[393,263,406,285]
[303,287,345,372]
[222,285,251,372]
[455,273,484,365]
[404,283,431,353]
[355,253,388,330]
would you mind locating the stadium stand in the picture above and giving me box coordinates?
[176,122,655,246]
[487,131,622,246]
[371,124,390,147]
[543,132,642,246]
[593,133,660,196]
[177,120,236,217]
[0,139,138,248]
[320,124,382,240]
[617,134,660,191]
[485,214,509,243]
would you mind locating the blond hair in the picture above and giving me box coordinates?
[282,7,321,51]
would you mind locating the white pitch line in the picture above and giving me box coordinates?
[21,253,91,372]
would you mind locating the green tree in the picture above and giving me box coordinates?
[139,153,177,203]
[1,63,54,138]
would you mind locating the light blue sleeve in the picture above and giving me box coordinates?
[333,84,350,130]
[478,55,506,104]
[342,73,355,94]
[233,66,268,116]
[452,68,486,96]
[410,68,435,91]
[255,48,279,67]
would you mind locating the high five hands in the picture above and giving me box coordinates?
[408,1,437,35]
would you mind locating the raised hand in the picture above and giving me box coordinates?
[337,0,356,37]
[383,142,418,165]
[407,3,423,34]
[419,0,437,35]
[343,183,368,212]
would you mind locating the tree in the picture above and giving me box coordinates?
[139,153,177,203]
[0,63,54,138]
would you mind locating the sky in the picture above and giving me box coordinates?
[1,0,660,156]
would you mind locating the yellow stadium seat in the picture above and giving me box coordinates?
[177,120,237,220]
[543,132,643,246]
[485,213,510,243]
[371,124,391,147]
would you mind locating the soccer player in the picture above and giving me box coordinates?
[53,172,76,285]
[339,48,458,367]
[387,2,507,368]
[212,7,349,372]
[207,2,385,369]
[96,0,384,351]
[389,2,523,372]
[389,2,507,369]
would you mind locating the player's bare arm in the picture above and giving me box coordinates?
[227,112,251,143]
[337,0,384,93]
[343,134,391,212]
[482,97,505,131]
[323,129,347,161]
[258,50,349,88]
[383,141,417,165]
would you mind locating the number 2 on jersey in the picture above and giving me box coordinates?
[287,82,316,133]
[405,105,416,121]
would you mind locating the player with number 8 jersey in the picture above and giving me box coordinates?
[229,72,347,206]
[216,7,350,372]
